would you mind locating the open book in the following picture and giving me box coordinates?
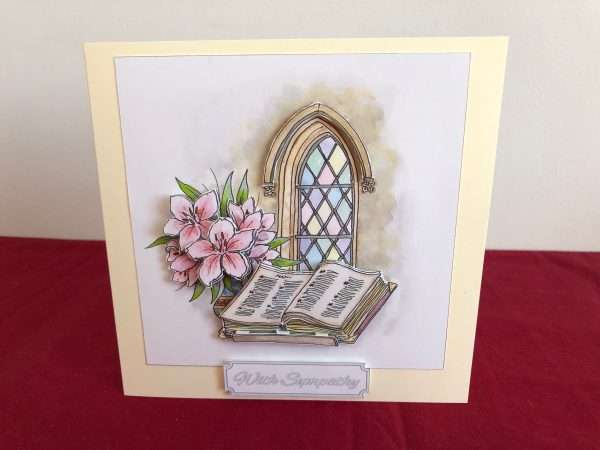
[218,262,397,346]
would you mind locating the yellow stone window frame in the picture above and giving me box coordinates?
[262,103,374,264]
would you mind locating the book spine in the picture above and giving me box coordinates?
[347,282,397,343]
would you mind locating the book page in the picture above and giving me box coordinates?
[220,264,312,325]
[286,262,381,328]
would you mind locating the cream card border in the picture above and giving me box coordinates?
[84,37,507,402]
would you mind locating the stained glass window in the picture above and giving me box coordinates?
[297,136,354,271]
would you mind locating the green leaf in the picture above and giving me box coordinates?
[145,235,172,249]
[210,283,221,303]
[271,257,301,268]
[189,282,205,302]
[223,275,233,293]
[175,177,201,201]
[268,237,289,249]
[236,170,250,204]
[209,168,221,205]
[220,172,234,217]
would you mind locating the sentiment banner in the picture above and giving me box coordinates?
[224,361,369,398]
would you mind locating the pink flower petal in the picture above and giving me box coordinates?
[194,190,218,221]
[171,253,196,272]
[172,271,188,283]
[222,252,249,279]
[208,219,235,245]
[164,218,186,236]
[187,264,200,287]
[265,249,279,261]
[170,196,192,221]
[188,239,216,259]
[242,197,255,215]
[228,203,245,228]
[166,247,180,262]
[249,244,268,258]
[198,219,214,239]
[260,213,275,230]
[226,229,254,252]
[256,230,276,245]
[179,224,203,249]
[199,254,223,286]
[239,212,262,231]
[165,239,180,262]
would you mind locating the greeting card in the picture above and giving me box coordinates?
[85,37,507,401]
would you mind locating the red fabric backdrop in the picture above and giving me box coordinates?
[1,237,599,449]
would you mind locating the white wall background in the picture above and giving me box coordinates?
[1,0,598,250]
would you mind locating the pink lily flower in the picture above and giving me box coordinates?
[166,240,200,286]
[249,245,278,263]
[164,190,218,249]
[188,219,254,286]
[228,198,275,233]
[255,228,276,246]
[228,197,256,228]
[254,212,276,246]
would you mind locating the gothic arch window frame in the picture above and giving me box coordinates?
[263,103,375,266]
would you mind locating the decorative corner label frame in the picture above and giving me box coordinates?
[224,361,369,398]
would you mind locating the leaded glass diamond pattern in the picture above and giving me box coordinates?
[298,137,353,187]
[296,136,354,270]
[298,187,353,236]
[297,237,352,271]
